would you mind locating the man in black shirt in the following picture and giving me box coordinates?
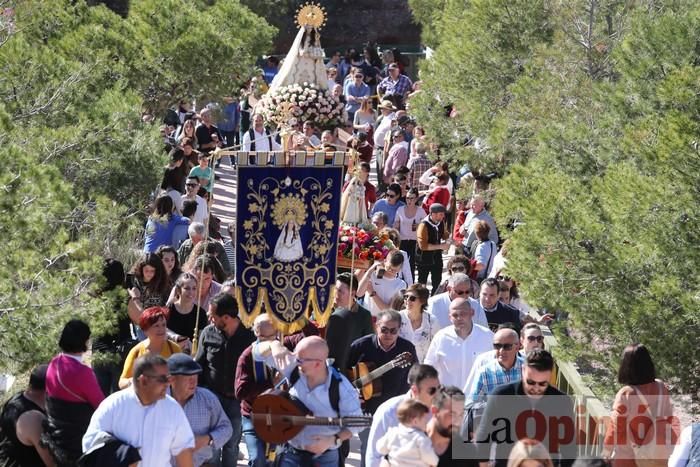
[195,108,223,155]
[195,293,255,466]
[325,272,374,373]
[474,350,575,467]
[479,278,552,333]
[0,365,52,467]
[347,309,418,466]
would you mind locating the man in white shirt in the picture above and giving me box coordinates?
[365,364,440,467]
[428,273,488,328]
[424,298,493,390]
[242,113,281,152]
[82,355,195,467]
[181,177,208,224]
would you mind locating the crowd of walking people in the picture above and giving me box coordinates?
[0,46,694,467]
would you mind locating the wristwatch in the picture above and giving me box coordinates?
[334,434,343,447]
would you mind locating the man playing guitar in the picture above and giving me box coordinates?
[346,309,419,466]
[254,336,363,467]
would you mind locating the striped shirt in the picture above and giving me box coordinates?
[466,354,524,403]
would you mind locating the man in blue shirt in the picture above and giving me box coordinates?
[343,71,370,124]
[218,96,240,147]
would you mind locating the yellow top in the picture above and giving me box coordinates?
[120,339,182,380]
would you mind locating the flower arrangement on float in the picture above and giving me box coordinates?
[337,225,395,269]
[257,82,344,128]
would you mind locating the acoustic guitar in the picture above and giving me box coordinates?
[347,351,414,401]
[251,390,372,444]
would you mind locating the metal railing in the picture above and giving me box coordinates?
[537,318,610,457]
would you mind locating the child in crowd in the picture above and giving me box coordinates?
[188,152,213,199]
[376,398,439,467]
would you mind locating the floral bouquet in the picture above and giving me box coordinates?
[257,82,344,129]
[337,225,395,265]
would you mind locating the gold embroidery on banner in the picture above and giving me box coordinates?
[237,175,337,334]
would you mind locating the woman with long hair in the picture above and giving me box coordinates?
[181,240,228,283]
[143,195,189,253]
[603,344,680,467]
[118,307,181,389]
[167,272,207,354]
[393,187,426,276]
[126,253,171,327]
[507,439,554,467]
[398,283,439,362]
[353,98,376,137]
[43,320,104,467]
[176,117,198,148]
[156,244,182,288]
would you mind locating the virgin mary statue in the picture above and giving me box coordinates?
[340,176,368,225]
[268,25,329,94]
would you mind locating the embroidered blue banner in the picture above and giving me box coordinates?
[235,165,343,333]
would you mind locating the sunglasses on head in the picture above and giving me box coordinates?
[526,379,549,388]
[527,335,545,342]
[379,326,399,335]
[493,343,515,351]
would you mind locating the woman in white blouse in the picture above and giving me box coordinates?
[399,283,440,362]
[393,187,426,277]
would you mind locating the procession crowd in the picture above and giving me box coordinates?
[0,46,694,467]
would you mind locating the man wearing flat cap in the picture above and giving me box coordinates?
[416,203,450,295]
[377,62,413,109]
[168,353,233,467]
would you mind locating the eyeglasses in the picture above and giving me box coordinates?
[296,357,323,365]
[493,343,515,351]
[186,184,197,188]
[386,193,397,199]
[379,326,399,335]
[404,295,419,302]
[498,275,512,281]
[526,379,549,388]
[144,374,171,384]
[354,75,363,79]
[181,286,197,291]
[527,335,545,343]
[426,385,440,396]
[406,196,416,200]
[451,266,466,273]
[452,289,469,296]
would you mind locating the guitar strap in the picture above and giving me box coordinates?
[288,366,342,415]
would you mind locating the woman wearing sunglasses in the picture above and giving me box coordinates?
[398,284,440,362]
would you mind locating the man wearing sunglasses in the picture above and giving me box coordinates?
[347,310,419,466]
[415,203,451,294]
[463,329,523,403]
[366,364,440,467]
[473,350,575,467]
[254,336,363,467]
[83,355,195,467]
[428,273,488,329]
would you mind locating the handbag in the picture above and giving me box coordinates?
[629,382,673,467]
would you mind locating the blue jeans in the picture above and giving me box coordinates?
[278,446,338,467]
[358,427,370,467]
[242,415,269,467]
[213,395,242,467]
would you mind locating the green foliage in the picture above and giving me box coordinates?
[0,0,273,376]
[414,0,700,396]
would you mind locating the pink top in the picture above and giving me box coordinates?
[46,354,104,409]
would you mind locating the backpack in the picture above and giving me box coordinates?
[287,365,342,415]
